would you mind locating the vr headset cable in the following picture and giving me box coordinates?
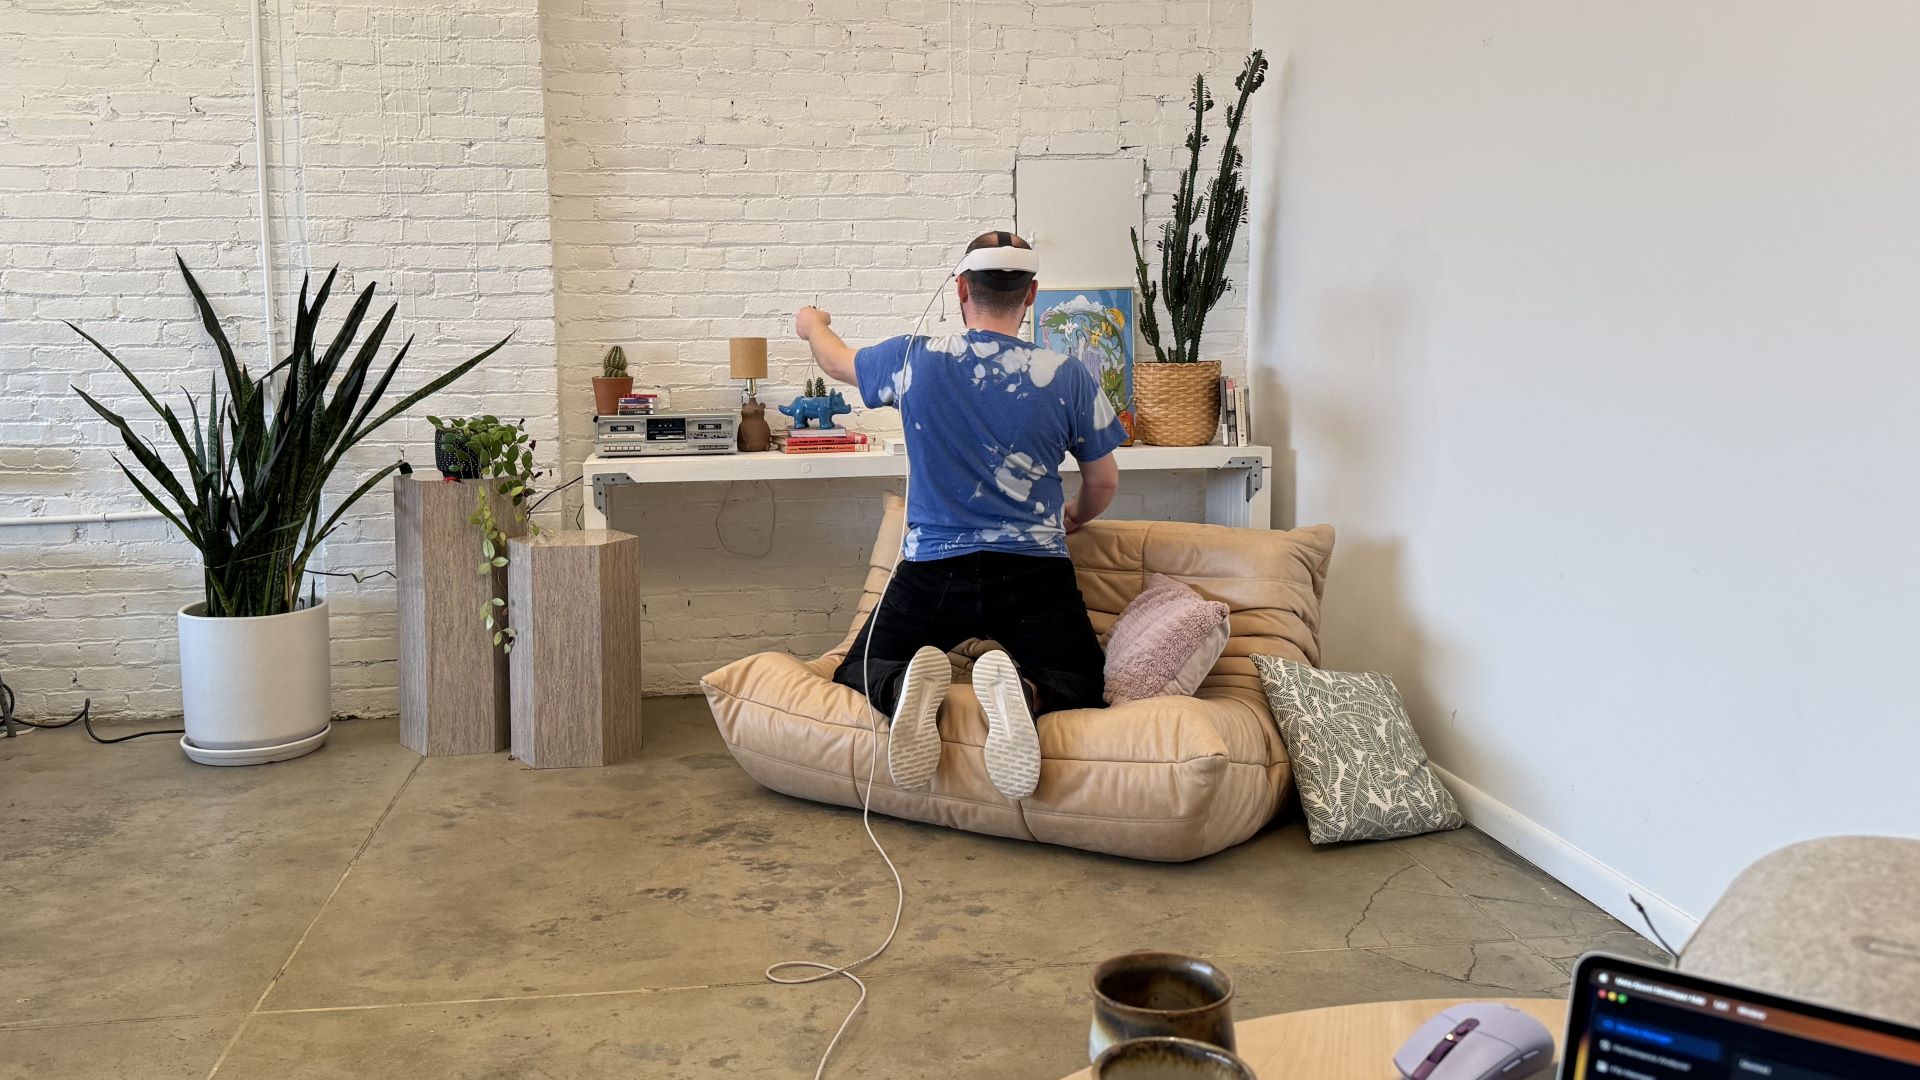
[763,270,952,1079]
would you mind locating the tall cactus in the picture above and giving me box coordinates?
[1131,50,1268,364]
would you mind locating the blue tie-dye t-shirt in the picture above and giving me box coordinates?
[853,327,1126,562]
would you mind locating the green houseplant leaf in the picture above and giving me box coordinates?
[71,257,507,618]
[433,413,542,652]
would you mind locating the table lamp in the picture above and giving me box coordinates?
[730,336,772,452]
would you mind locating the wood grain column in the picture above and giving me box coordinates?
[507,530,644,768]
[394,475,525,756]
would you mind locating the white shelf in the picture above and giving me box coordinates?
[581,443,1272,530]
[581,443,1270,485]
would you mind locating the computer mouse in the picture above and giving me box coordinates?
[1392,1002,1555,1080]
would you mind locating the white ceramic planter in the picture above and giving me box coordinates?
[177,599,332,766]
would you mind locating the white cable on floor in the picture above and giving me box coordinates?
[760,668,905,1078]
[764,275,951,1079]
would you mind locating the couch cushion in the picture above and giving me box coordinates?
[704,653,1287,861]
[1103,573,1232,704]
[708,496,1337,862]
[1252,654,1463,844]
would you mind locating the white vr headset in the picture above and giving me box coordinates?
[954,245,1039,279]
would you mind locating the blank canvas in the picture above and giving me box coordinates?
[1014,157,1144,287]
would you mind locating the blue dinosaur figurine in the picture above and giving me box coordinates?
[779,390,852,430]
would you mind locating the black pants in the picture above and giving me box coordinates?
[832,551,1108,717]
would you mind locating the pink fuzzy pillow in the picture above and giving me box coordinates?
[1103,573,1233,704]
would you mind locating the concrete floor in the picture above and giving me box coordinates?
[1,697,1666,1080]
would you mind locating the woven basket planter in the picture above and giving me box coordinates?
[1133,360,1221,446]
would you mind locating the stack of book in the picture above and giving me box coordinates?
[781,426,871,454]
[616,393,659,416]
[1217,376,1251,447]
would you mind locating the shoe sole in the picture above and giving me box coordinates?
[975,650,1041,799]
[887,646,949,789]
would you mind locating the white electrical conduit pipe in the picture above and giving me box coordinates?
[3,6,278,533]
[0,511,166,529]
[250,0,278,369]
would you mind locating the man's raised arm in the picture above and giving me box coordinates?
[793,306,856,385]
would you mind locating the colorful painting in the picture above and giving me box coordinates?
[1033,287,1134,431]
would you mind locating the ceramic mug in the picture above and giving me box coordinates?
[1088,952,1236,1063]
[1093,1036,1257,1080]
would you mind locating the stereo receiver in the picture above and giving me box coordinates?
[595,413,737,457]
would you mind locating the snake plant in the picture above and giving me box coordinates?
[70,256,508,618]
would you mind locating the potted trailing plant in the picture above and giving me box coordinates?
[1129,49,1268,446]
[70,257,505,765]
[425,415,542,652]
[434,420,483,479]
[592,344,632,417]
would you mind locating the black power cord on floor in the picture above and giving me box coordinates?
[1,671,183,745]
[1629,893,1682,958]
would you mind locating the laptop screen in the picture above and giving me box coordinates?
[1562,954,1920,1080]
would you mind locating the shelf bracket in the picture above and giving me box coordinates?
[592,473,636,515]
[1224,455,1264,501]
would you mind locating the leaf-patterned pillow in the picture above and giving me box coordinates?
[1252,654,1464,844]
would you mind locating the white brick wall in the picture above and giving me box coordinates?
[541,0,1254,692]
[0,0,1251,713]
[2,0,276,719]
[0,0,560,719]
[283,0,561,716]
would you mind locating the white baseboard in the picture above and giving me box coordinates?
[1432,765,1700,952]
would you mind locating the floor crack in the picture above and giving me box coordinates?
[1345,864,1417,947]
[1371,945,1534,996]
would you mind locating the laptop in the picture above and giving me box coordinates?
[1561,954,1920,1079]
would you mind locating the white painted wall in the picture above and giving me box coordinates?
[1248,1,1920,927]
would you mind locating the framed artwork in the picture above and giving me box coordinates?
[1032,287,1134,427]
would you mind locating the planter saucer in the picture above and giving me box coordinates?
[181,724,331,767]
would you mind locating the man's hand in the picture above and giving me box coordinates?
[794,306,831,342]
[1066,455,1119,534]
[795,306,856,384]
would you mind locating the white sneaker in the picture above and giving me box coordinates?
[973,649,1041,799]
[887,646,950,789]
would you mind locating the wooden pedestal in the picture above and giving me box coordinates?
[507,530,643,768]
[394,475,525,756]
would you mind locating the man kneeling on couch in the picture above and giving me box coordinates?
[792,231,1126,799]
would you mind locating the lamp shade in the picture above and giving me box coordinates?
[729,337,769,380]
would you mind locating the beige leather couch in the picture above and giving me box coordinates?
[700,496,1335,861]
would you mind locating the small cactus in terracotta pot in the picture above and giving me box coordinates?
[592,344,633,417]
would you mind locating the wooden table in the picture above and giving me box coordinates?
[1061,997,1568,1079]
